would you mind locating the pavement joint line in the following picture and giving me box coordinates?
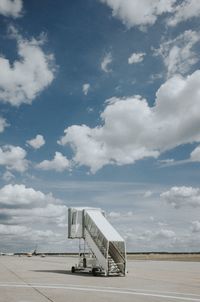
[0,263,55,302]
[28,284,55,302]
[0,283,200,301]
[0,281,200,298]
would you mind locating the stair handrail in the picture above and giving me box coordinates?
[109,241,126,262]
[85,218,108,258]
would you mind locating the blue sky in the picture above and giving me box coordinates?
[0,0,200,253]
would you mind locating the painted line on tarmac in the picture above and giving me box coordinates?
[0,283,200,301]
[28,283,200,298]
[1,281,200,299]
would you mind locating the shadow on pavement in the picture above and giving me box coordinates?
[32,269,100,277]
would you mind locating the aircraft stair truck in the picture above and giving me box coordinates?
[68,207,127,276]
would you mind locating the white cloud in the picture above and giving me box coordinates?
[108,211,133,220]
[191,221,200,233]
[30,204,67,218]
[0,180,199,252]
[190,145,200,162]
[82,83,90,95]
[0,224,29,235]
[4,207,67,232]
[4,204,67,224]
[27,134,45,149]
[0,145,28,172]
[0,183,67,251]
[0,116,9,132]
[109,211,121,218]
[59,69,200,173]
[168,144,200,165]
[128,52,145,64]
[161,186,200,208]
[127,229,199,252]
[32,229,59,239]
[2,171,15,182]
[0,184,49,206]
[0,26,55,106]
[127,211,133,217]
[159,158,175,165]
[137,228,176,243]
[154,30,200,77]
[101,52,112,73]
[168,0,200,26]
[144,190,153,198]
[100,0,200,31]
[99,0,175,29]
[148,73,163,83]
[0,0,23,18]
[0,223,62,244]
[155,228,176,239]
[87,107,94,113]
[37,152,70,172]
[0,184,67,225]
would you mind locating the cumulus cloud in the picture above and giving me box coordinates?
[0,184,67,247]
[59,70,200,173]
[0,184,66,226]
[0,184,49,206]
[159,158,175,165]
[0,223,62,248]
[0,116,9,132]
[0,26,55,106]
[0,183,68,252]
[27,134,45,149]
[161,186,200,208]
[100,0,175,29]
[155,228,176,239]
[4,204,67,224]
[100,0,200,32]
[128,52,145,64]
[191,221,200,233]
[148,73,163,83]
[144,190,153,198]
[127,229,200,252]
[0,145,28,172]
[0,0,23,18]
[109,211,121,218]
[0,224,62,250]
[168,0,200,26]
[109,211,133,219]
[101,52,112,73]
[136,228,176,246]
[0,224,29,235]
[2,171,15,182]
[37,152,70,172]
[31,229,61,239]
[28,204,66,218]
[168,144,200,165]
[190,145,200,162]
[82,83,90,95]
[154,30,200,77]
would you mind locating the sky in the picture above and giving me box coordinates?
[0,0,200,253]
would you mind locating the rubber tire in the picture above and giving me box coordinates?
[71,266,75,273]
[92,268,98,276]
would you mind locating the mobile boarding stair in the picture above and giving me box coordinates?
[68,207,127,276]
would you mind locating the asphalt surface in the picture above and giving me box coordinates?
[0,256,200,302]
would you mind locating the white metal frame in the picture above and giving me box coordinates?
[68,207,126,276]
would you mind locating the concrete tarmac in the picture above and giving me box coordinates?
[0,256,200,302]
